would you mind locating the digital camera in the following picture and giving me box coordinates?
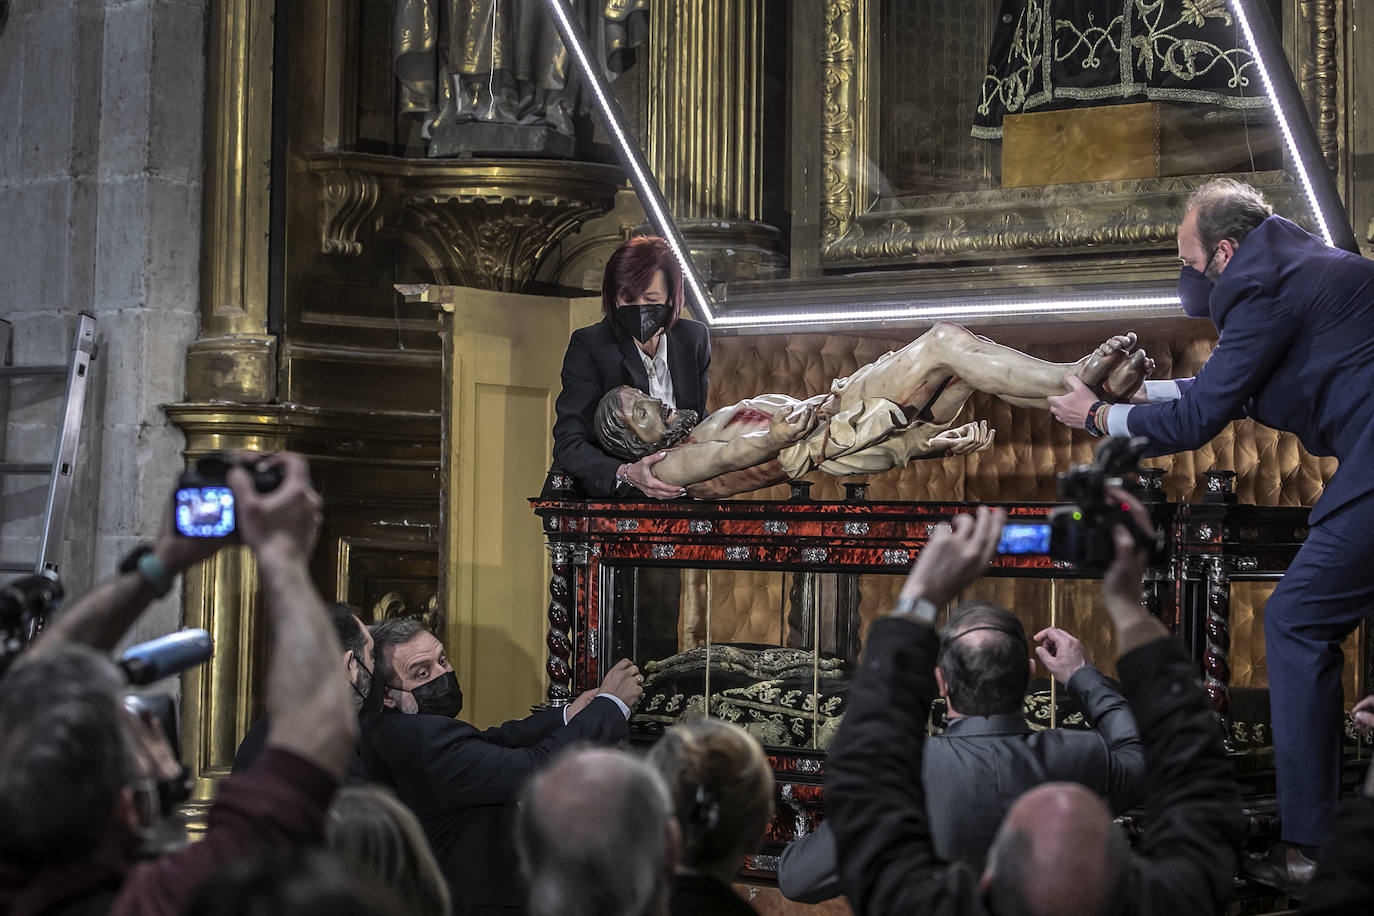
[175,452,283,538]
[997,436,1165,573]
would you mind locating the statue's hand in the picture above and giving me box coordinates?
[930,420,995,455]
[769,404,818,446]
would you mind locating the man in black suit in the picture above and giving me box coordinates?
[827,500,1240,916]
[231,601,374,777]
[777,610,1144,903]
[359,617,644,915]
[550,236,711,499]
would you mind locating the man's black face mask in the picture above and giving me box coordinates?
[1177,263,1215,319]
[393,670,464,718]
[615,304,672,344]
[352,654,386,715]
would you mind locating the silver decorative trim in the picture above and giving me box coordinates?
[547,543,571,565]
[1194,525,1215,541]
[587,628,598,655]
[926,523,951,536]
[615,519,639,532]
[882,549,910,565]
[748,854,781,872]
[688,520,713,533]
[1230,556,1259,572]
[651,544,676,559]
[843,521,870,535]
[792,758,823,775]
[800,547,827,564]
[724,546,751,561]
[764,520,788,534]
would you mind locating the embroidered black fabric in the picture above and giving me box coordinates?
[972,0,1281,139]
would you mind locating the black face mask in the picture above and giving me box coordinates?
[394,670,464,719]
[1177,262,1216,319]
[352,655,385,716]
[615,304,672,344]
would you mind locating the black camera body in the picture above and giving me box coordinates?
[0,573,64,680]
[1046,436,1165,573]
[175,452,283,538]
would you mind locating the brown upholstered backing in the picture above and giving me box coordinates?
[679,330,1359,700]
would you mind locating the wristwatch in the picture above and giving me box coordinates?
[119,544,175,598]
[891,595,940,624]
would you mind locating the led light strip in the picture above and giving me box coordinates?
[1229,0,1333,246]
[541,0,716,323]
[547,0,1348,330]
[711,295,1183,329]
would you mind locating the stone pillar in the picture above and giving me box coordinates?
[645,0,786,284]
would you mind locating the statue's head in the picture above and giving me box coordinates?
[594,387,699,460]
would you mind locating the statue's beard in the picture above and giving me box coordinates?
[659,408,698,450]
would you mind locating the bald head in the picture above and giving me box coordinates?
[517,748,679,916]
[981,783,1129,916]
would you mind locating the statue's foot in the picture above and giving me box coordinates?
[1100,349,1154,402]
[1074,333,1137,388]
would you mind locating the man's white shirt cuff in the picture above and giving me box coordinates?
[1104,404,1134,437]
[1142,380,1182,402]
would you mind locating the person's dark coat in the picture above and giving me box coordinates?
[1127,215,1374,527]
[359,700,628,915]
[550,316,710,496]
[825,619,1240,916]
[778,664,1144,903]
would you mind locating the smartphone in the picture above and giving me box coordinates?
[174,486,236,538]
[996,522,1052,555]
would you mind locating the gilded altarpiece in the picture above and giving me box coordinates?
[176,1,1374,849]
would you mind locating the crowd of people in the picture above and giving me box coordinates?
[4,179,1374,915]
[1,454,1372,916]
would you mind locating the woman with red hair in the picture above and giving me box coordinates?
[548,236,711,498]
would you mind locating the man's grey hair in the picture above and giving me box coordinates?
[595,386,658,461]
[516,748,675,916]
[0,644,132,869]
[1187,178,1273,254]
[370,617,430,688]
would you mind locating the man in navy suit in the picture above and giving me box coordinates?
[1050,178,1374,889]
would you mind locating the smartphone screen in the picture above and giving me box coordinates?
[175,486,235,538]
[996,523,1051,555]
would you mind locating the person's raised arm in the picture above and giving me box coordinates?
[1100,489,1169,655]
[827,508,1005,915]
[231,454,356,782]
[1105,487,1240,915]
[27,501,227,658]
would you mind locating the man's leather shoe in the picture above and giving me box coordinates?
[1242,844,1317,898]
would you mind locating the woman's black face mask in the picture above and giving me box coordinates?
[615,303,672,343]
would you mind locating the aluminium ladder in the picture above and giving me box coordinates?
[0,313,97,577]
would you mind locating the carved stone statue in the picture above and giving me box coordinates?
[393,0,648,157]
[594,323,1152,498]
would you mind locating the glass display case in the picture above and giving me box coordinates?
[533,470,1372,878]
